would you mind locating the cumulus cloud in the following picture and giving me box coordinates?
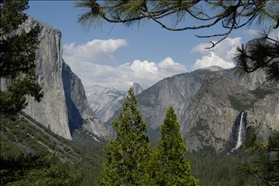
[191,37,242,70]
[63,40,187,91]
[63,39,128,62]
[192,52,235,70]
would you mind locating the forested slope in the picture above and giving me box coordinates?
[0,113,106,185]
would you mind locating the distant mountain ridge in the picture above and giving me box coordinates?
[85,82,150,123]
[103,65,278,152]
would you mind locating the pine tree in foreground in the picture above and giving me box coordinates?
[0,0,43,116]
[237,131,279,185]
[144,106,199,186]
[98,87,151,186]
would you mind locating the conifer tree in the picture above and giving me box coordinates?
[98,87,151,186]
[237,131,279,185]
[0,0,43,116]
[145,106,199,186]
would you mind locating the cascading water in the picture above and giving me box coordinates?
[231,112,244,152]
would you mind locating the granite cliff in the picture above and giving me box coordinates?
[20,17,108,140]
[184,71,278,152]
[86,85,126,123]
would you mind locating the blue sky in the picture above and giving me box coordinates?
[24,1,277,91]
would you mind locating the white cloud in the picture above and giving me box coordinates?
[191,37,242,70]
[63,40,187,91]
[158,57,187,74]
[63,39,128,62]
[192,52,235,70]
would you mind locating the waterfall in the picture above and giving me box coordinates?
[231,112,244,152]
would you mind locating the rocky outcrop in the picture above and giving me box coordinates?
[86,85,126,123]
[133,82,150,95]
[246,93,279,137]
[184,72,278,152]
[21,17,108,140]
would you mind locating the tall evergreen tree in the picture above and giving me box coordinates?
[0,0,43,116]
[144,106,199,186]
[98,87,151,186]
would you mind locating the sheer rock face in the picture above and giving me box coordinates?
[86,85,126,123]
[136,69,211,130]
[22,17,108,140]
[184,72,279,152]
[133,82,150,95]
[246,93,279,137]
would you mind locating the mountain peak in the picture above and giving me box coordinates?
[202,65,224,72]
[133,82,150,95]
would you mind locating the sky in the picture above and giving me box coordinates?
[24,1,278,91]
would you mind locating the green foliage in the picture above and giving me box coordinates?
[237,131,279,186]
[98,87,151,185]
[144,106,199,186]
[0,114,107,185]
[228,95,253,111]
[0,136,22,159]
[0,0,43,116]
[1,153,84,186]
[250,87,274,99]
[185,150,253,186]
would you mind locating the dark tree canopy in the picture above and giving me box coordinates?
[1,153,84,185]
[234,35,279,83]
[76,0,279,48]
[238,131,279,186]
[0,0,43,116]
